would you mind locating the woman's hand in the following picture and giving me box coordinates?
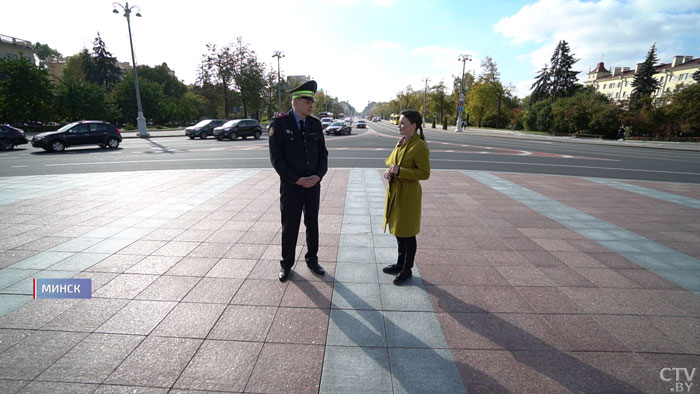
[389,164,399,175]
[383,170,393,181]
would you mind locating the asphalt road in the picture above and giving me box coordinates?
[1,122,699,183]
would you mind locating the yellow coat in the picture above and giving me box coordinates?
[383,132,430,237]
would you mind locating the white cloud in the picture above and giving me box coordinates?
[495,0,700,96]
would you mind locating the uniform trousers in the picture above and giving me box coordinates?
[396,236,417,272]
[280,181,320,269]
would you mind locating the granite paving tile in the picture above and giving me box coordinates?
[36,333,143,383]
[86,254,145,273]
[266,307,329,345]
[15,381,98,393]
[115,240,168,256]
[152,303,225,338]
[572,268,640,288]
[173,339,262,392]
[647,316,700,354]
[424,284,484,313]
[0,299,77,329]
[331,282,382,310]
[384,311,448,348]
[319,346,392,393]
[280,280,333,309]
[0,380,27,394]
[0,330,87,380]
[379,283,435,312]
[390,348,466,394]
[593,315,685,353]
[96,300,176,335]
[92,274,158,299]
[208,305,276,342]
[230,278,287,306]
[205,258,256,278]
[124,255,181,275]
[223,243,267,260]
[42,298,128,332]
[515,286,586,314]
[105,336,202,388]
[326,309,386,347]
[335,262,378,283]
[536,267,597,287]
[135,275,200,301]
[182,277,242,304]
[245,343,324,394]
[567,351,667,393]
[494,266,557,287]
[0,328,30,353]
[469,285,537,313]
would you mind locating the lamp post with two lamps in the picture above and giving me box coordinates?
[112,2,149,137]
[272,51,285,113]
[456,54,472,132]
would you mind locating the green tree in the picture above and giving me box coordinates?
[197,43,236,118]
[34,42,61,63]
[137,63,187,98]
[86,33,121,91]
[428,81,450,124]
[662,83,700,137]
[631,43,660,99]
[465,82,497,127]
[550,40,579,97]
[111,74,164,126]
[232,39,265,119]
[530,65,551,103]
[54,79,106,121]
[62,51,90,82]
[0,56,54,122]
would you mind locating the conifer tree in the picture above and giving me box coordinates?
[530,65,550,103]
[631,43,660,98]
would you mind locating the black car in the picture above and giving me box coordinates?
[31,121,122,152]
[325,121,351,135]
[185,119,226,139]
[213,119,262,140]
[0,124,29,150]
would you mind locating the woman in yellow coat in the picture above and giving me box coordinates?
[382,110,430,285]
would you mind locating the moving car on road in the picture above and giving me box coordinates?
[214,119,263,140]
[356,120,367,128]
[325,121,351,135]
[185,119,226,139]
[320,117,333,130]
[31,120,121,152]
[0,124,29,150]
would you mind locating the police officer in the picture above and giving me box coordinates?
[269,80,328,282]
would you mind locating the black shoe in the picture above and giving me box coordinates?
[393,270,412,285]
[382,264,402,274]
[278,267,292,282]
[307,262,325,276]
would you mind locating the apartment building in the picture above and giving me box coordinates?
[0,33,37,63]
[585,55,699,102]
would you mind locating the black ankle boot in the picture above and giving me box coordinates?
[393,270,412,285]
[382,264,402,274]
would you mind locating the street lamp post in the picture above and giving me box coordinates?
[272,51,284,113]
[456,54,472,132]
[422,77,430,122]
[113,2,148,137]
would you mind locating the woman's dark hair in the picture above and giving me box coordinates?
[400,110,425,141]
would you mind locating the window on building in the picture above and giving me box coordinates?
[622,92,627,98]
[617,82,621,88]
[603,83,606,89]
[659,76,665,83]
[615,92,619,98]
[680,73,687,81]
[624,81,628,87]
[669,75,675,82]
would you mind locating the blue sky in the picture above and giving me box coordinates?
[5,0,700,110]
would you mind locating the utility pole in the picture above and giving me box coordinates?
[456,54,472,132]
[272,51,284,113]
[422,78,430,121]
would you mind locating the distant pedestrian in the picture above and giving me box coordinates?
[268,80,328,282]
[617,124,626,141]
[382,110,431,285]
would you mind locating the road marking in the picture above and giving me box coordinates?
[11,165,29,168]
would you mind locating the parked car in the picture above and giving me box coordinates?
[320,117,333,130]
[0,124,29,150]
[214,119,263,140]
[356,120,367,128]
[344,117,352,127]
[325,121,351,135]
[31,120,121,152]
[185,119,226,139]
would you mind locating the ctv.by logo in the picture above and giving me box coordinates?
[660,367,696,392]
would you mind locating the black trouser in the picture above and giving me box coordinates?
[396,236,417,272]
[280,181,320,269]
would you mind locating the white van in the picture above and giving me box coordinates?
[321,117,333,129]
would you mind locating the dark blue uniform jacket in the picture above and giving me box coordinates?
[269,111,328,184]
